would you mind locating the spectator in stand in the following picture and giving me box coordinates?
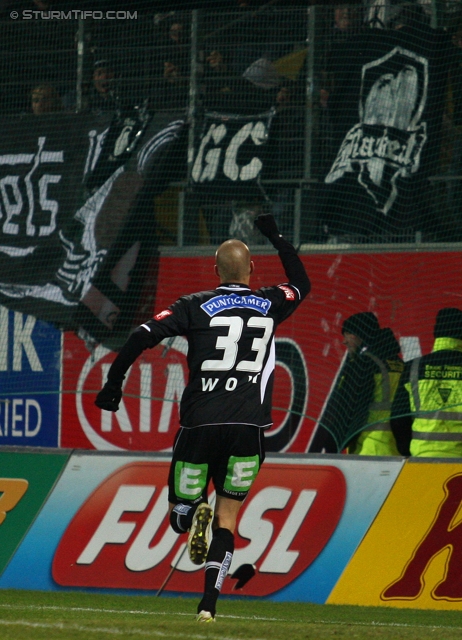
[202,46,274,113]
[308,312,403,455]
[155,18,190,109]
[90,59,118,111]
[319,2,363,173]
[391,308,462,458]
[320,3,362,114]
[30,83,63,115]
[63,58,119,114]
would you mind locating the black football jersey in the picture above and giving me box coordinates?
[137,281,305,428]
[106,239,309,428]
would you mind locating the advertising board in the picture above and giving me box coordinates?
[61,251,462,452]
[329,460,462,610]
[0,449,70,575]
[0,308,61,447]
[0,453,402,602]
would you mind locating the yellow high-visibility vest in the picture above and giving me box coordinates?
[406,337,462,458]
[349,353,402,456]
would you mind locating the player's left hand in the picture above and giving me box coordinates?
[95,381,122,412]
[254,214,281,241]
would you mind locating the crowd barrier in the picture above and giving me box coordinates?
[1,447,461,610]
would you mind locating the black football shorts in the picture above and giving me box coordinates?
[168,424,265,504]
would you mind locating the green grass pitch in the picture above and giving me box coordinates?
[0,589,461,639]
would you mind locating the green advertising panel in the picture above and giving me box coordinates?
[0,449,70,574]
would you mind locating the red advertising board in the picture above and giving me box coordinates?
[52,460,346,595]
[61,250,459,452]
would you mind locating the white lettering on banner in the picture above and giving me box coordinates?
[8,398,43,437]
[0,400,8,436]
[191,124,227,183]
[233,487,290,567]
[260,489,316,573]
[192,121,267,184]
[158,363,185,433]
[0,308,44,373]
[0,137,63,245]
[232,486,316,572]
[12,399,22,436]
[125,486,179,571]
[1,175,23,234]
[77,485,155,564]
[24,399,41,436]
[72,484,317,575]
[223,121,266,182]
[38,174,61,236]
[13,312,42,371]
[0,306,7,371]
[179,467,202,497]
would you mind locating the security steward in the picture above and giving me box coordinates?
[391,307,462,457]
[347,321,403,456]
[308,311,403,455]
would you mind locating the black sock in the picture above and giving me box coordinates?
[169,503,194,534]
[197,527,235,616]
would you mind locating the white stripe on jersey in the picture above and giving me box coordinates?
[217,285,251,292]
[260,336,275,403]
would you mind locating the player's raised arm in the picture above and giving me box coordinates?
[254,214,310,300]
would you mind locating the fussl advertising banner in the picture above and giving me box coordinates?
[0,453,403,602]
[61,250,462,453]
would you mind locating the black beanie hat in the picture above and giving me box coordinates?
[342,312,380,345]
[434,307,462,339]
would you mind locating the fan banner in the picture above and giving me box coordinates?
[0,110,187,348]
[190,109,276,196]
[320,25,452,238]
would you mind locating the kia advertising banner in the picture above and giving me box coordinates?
[0,306,61,447]
[329,460,462,611]
[0,453,403,601]
[61,250,462,453]
[0,449,70,575]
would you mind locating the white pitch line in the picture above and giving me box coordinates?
[0,618,267,640]
[0,603,278,622]
[1,604,461,633]
[312,619,462,631]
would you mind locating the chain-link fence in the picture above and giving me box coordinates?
[0,2,461,246]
